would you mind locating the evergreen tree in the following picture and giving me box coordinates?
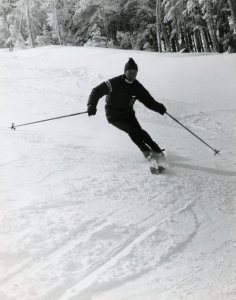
[0,0,234,53]
[0,0,15,50]
[228,0,236,33]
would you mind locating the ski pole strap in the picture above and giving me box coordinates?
[166,112,220,155]
[11,111,88,130]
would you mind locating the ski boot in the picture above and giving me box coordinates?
[150,142,164,154]
[141,147,154,161]
[150,142,165,159]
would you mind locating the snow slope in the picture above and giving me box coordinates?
[0,46,236,300]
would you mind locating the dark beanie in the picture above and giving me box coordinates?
[124,58,138,72]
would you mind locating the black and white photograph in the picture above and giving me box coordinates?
[0,0,236,299]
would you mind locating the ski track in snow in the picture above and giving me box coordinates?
[58,200,196,300]
[0,47,236,300]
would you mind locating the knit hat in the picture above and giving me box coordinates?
[124,58,138,72]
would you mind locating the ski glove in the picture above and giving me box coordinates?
[88,105,97,117]
[158,103,166,115]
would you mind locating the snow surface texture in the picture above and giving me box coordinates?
[0,46,236,300]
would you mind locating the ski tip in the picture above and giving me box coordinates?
[150,166,165,175]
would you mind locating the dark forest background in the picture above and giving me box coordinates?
[1,0,236,53]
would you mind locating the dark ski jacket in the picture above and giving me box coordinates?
[87,74,163,122]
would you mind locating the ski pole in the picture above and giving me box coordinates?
[11,111,88,130]
[166,112,220,155]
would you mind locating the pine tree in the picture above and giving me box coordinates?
[228,0,236,33]
[0,0,15,50]
[25,0,34,47]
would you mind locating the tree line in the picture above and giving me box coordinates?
[0,0,236,53]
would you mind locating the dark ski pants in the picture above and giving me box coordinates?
[110,114,154,151]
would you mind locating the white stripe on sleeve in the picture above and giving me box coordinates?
[105,80,112,93]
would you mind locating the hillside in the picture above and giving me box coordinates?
[0,46,236,300]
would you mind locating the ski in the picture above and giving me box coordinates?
[150,165,165,175]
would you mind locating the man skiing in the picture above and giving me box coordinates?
[87,58,167,160]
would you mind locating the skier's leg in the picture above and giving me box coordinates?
[110,119,149,151]
[128,115,164,153]
[128,115,155,146]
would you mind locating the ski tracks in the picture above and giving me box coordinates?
[0,136,199,300]
[57,200,196,300]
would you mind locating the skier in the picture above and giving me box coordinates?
[87,58,167,160]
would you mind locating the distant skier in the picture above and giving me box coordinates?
[87,58,167,159]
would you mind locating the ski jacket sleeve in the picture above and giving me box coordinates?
[87,75,122,107]
[136,82,163,113]
[87,82,109,107]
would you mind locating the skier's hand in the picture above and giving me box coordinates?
[158,103,166,115]
[88,105,97,117]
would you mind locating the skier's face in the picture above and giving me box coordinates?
[125,69,138,82]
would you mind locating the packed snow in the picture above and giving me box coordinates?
[0,46,236,300]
